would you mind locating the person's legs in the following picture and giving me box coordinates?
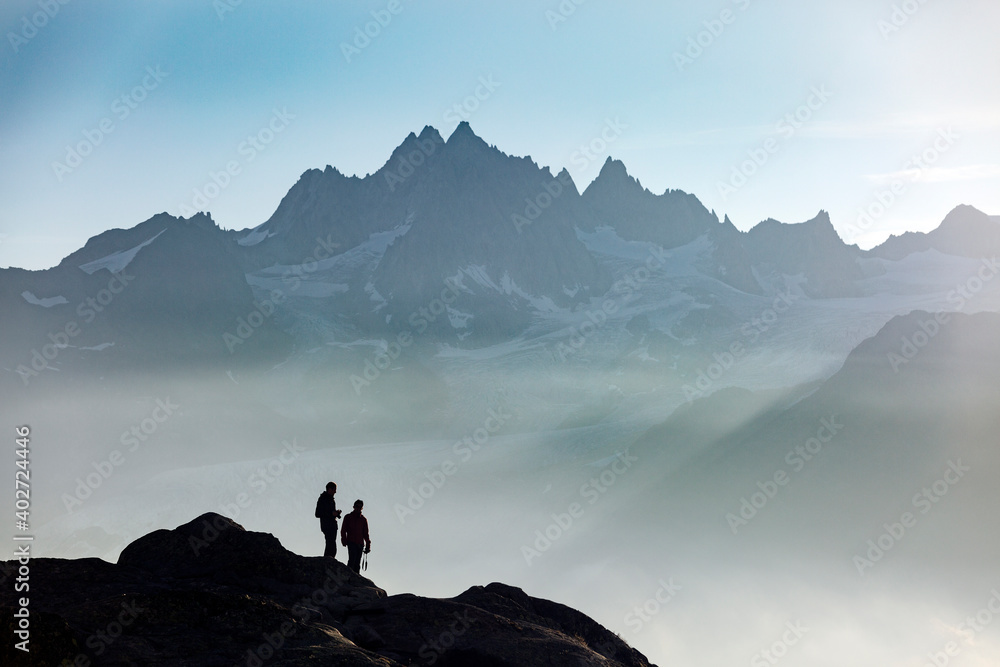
[347,543,362,573]
[324,531,337,559]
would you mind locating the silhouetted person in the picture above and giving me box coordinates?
[341,499,371,574]
[315,482,342,559]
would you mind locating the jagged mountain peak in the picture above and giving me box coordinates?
[417,124,444,145]
[447,120,479,142]
[441,121,498,162]
[383,127,446,168]
[321,164,346,178]
[150,210,216,229]
[586,156,645,196]
[293,166,347,190]
[375,122,499,181]
[183,210,219,231]
[555,167,581,197]
[812,208,832,225]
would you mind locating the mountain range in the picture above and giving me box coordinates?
[2,122,995,391]
[4,123,999,666]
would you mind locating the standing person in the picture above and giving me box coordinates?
[340,499,371,574]
[315,482,342,559]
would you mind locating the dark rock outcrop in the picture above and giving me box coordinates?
[1,513,655,666]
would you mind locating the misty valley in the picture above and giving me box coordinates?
[3,124,999,665]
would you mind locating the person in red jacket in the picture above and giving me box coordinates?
[340,499,371,574]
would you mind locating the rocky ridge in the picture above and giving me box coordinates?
[1,513,655,666]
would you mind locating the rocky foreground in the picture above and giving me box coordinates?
[1,513,655,666]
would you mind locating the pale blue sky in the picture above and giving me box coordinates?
[2,0,998,269]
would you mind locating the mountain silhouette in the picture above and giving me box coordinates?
[0,513,656,666]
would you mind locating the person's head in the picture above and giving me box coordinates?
[326,482,337,495]
[353,499,363,512]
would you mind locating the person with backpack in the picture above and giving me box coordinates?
[340,499,371,574]
[315,482,342,559]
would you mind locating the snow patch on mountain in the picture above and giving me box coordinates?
[237,226,274,247]
[366,282,387,311]
[79,342,115,351]
[462,264,501,292]
[367,221,412,254]
[79,229,166,275]
[447,305,473,329]
[498,271,562,313]
[245,223,413,300]
[21,291,68,307]
[452,265,563,314]
[578,227,710,279]
[255,224,411,282]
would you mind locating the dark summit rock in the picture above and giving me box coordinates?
[2,513,657,666]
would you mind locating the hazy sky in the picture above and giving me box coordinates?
[1,0,998,270]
